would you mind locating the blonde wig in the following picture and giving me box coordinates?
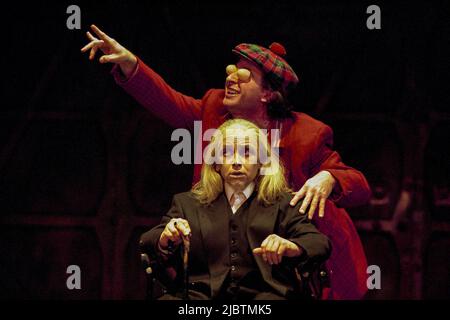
[192,119,290,206]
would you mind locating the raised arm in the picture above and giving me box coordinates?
[81,24,137,78]
[81,25,203,129]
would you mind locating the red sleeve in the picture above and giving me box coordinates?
[310,125,372,208]
[111,57,202,130]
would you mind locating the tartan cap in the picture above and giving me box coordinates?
[232,42,299,94]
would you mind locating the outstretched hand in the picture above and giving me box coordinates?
[290,170,336,219]
[81,24,137,77]
[253,234,301,265]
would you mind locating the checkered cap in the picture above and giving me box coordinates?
[232,42,299,94]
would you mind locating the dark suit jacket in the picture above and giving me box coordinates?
[140,191,331,298]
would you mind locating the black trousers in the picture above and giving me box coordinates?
[158,278,286,300]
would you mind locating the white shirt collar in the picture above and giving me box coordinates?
[224,182,255,203]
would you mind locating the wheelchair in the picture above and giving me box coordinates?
[139,243,330,300]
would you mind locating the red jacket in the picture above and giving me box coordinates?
[112,58,372,299]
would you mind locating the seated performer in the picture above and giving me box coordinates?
[140,119,331,300]
[83,26,371,299]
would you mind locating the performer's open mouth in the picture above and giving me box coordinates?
[225,85,240,97]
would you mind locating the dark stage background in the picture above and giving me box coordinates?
[0,0,449,299]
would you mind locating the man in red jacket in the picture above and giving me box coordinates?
[82,25,372,299]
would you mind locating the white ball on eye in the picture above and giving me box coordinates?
[226,65,238,75]
[237,69,250,80]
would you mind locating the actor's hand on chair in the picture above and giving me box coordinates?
[159,218,192,250]
[290,170,336,219]
[253,234,302,265]
[80,24,137,78]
